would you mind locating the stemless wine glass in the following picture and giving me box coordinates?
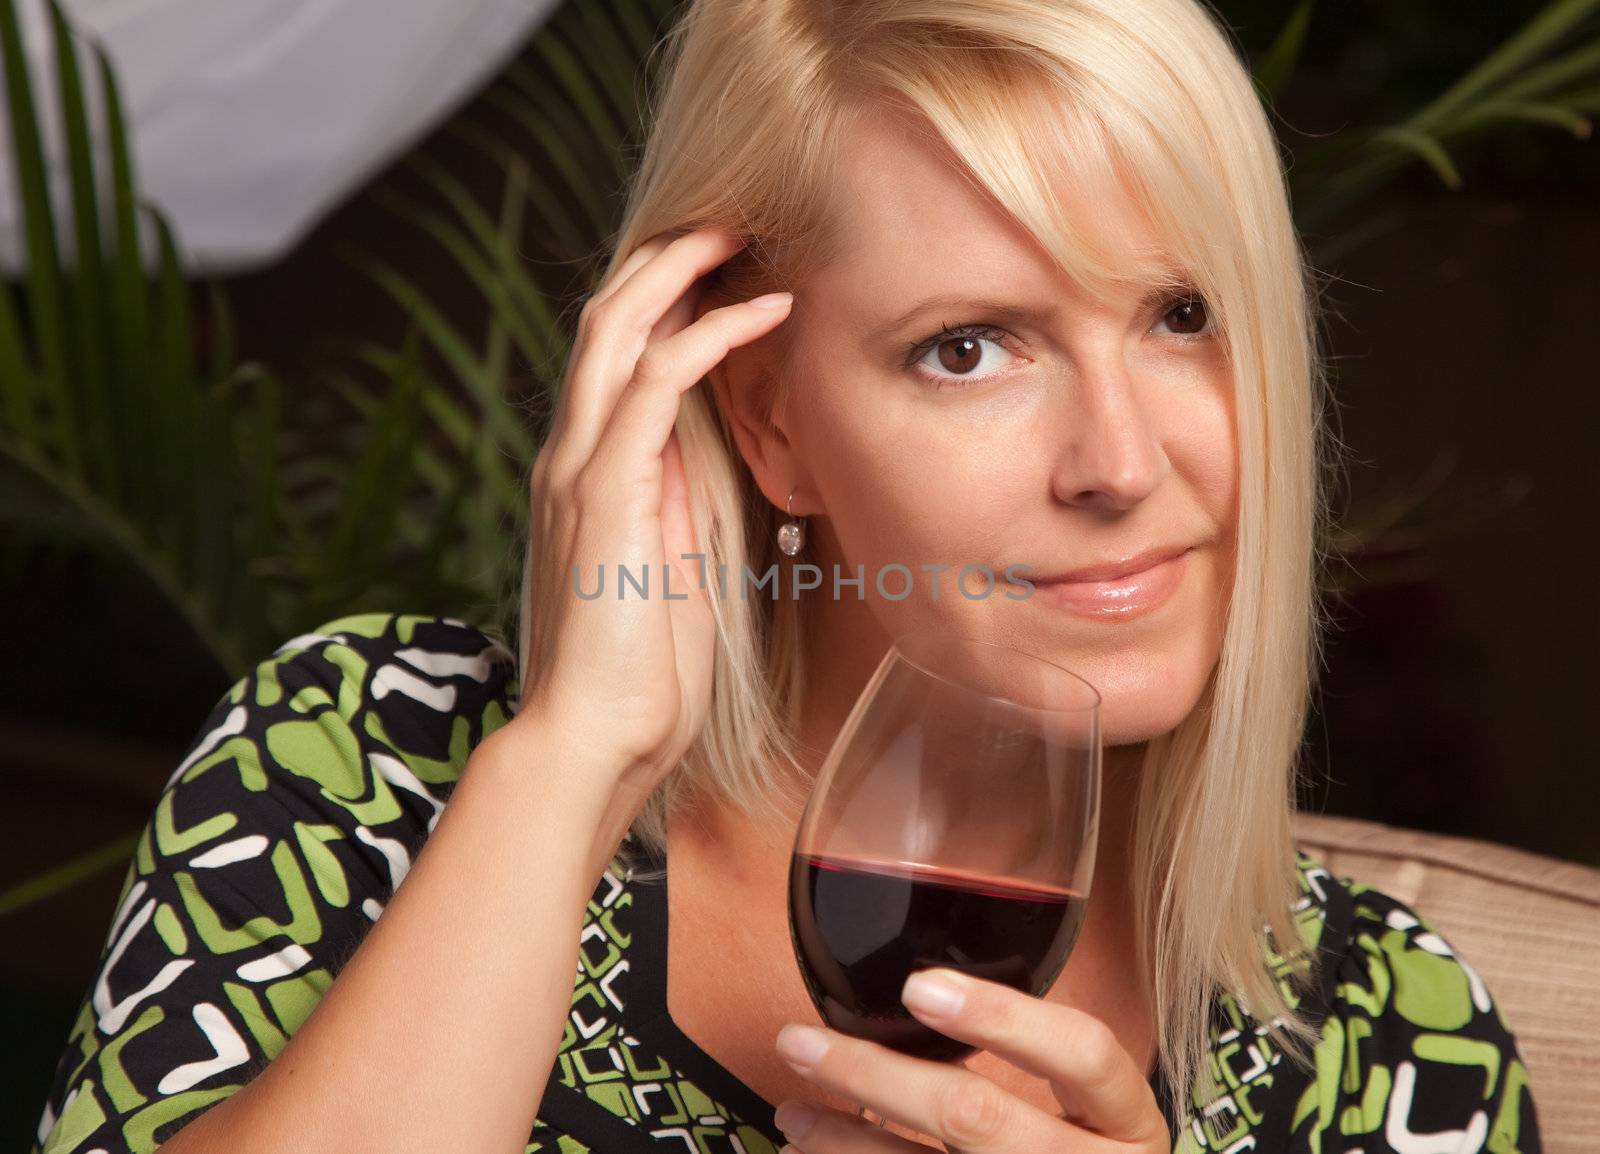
[786,628,1101,1128]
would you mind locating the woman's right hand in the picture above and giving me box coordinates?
[513,228,794,803]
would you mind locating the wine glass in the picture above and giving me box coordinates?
[786,628,1102,1129]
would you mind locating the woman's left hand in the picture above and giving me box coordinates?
[770,967,1170,1153]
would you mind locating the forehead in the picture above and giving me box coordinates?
[809,107,1161,305]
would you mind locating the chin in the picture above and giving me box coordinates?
[1100,711,1197,747]
[1077,660,1212,747]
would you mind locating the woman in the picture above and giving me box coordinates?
[34,1,1540,1152]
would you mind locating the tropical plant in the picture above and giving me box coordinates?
[0,0,676,681]
[0,0,265,671]
[1280,0,1600,240]
[2,0,1597,914]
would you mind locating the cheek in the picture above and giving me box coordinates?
[1181,363,1240,536]
[1142,342,1238,529]
[795,384,1044,568]
[1186,408,1238,544]
[1189,387,1239,633]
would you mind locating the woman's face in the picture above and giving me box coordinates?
[714,111,1238,747]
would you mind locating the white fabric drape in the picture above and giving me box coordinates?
[0,0,562,275]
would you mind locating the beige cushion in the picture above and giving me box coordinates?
[1292,812,1600,1154]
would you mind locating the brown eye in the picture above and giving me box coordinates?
[1159,294,1211,337]
[936,335,983,374]
[905,323,1018,385]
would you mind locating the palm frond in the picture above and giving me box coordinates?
[0,0,286,675]
[1291,0,1600,232]
[1251,0,1317,106]
[0,0,74,471]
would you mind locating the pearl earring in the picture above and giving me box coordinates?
[777,488,806,556]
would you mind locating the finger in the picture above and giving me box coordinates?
[552,229,746,474]
[771,1099,932,1154]
[658,427,701,589]
[899,969,1163,1145]
[544,287,691,472]
[542,233,681,451]
[774,1023,1071,1154]
[587,293,792,498]
[587,229,682,309]
[582,227,688,328]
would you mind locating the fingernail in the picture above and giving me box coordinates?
[750,291,793,309]
[776,1023,830,1069]
[774,1099,819,1138]
[903,971,966,1018]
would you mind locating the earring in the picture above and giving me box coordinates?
[777,488,806,556]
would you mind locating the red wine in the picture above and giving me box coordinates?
[788,851,1086,1062]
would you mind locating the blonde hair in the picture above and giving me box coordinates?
[513,0,1336,1125]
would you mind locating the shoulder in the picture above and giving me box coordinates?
[1285,850,1541,1153]
[175,610,521,868]
[258,610,517,727]
[178,609,519,871]
[207,610,519,800]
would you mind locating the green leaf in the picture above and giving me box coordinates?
[48,0,116,503]
[642,0,679,30]
[207,279,237,388]
[567,2,648,138]
[487,84,615,236]
[418,435,480,577]
[369,184,550,377]
[0,427,239,673]
[235,362,282,653]
[0,280,36,439]
[98,41,154,530]
[342,340,523,512]
[1495,36,1600,105]
[0,454,94,539]
[0,0,76,471]
[521,32,626,181]
[401,150,564,353]
[1252,0,1316,106]
[1458,97,1592,137]
[444,116,591,263]
[193,377,234,638]
[1563,82,1600,111]
[1412,0,1600,133]
[613,0,667,67]
[0,830,141,918]
[148,206,197,579]
[315,328,427,606]
[1284,0,1600,233]
[326,369,453,498]
[343,251,533,460]
[1369,125,1463,188]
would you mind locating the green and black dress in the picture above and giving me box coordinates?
[31,613,1541,1153]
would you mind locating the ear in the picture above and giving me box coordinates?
[696,290,816,516]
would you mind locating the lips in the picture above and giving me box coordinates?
[1025,546,1193,619]
[1033,543,1194,585]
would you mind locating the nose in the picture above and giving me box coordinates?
[1047,350,1169,513]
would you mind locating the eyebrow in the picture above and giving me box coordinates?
[863,294,1063,341]
[863,283,1186,342]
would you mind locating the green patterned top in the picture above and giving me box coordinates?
[32,613,1540,1153]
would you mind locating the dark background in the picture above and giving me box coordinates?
[4,0,1597,1147]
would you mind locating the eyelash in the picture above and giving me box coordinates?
[901,322,1011,379]
[902,291,1217,388]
